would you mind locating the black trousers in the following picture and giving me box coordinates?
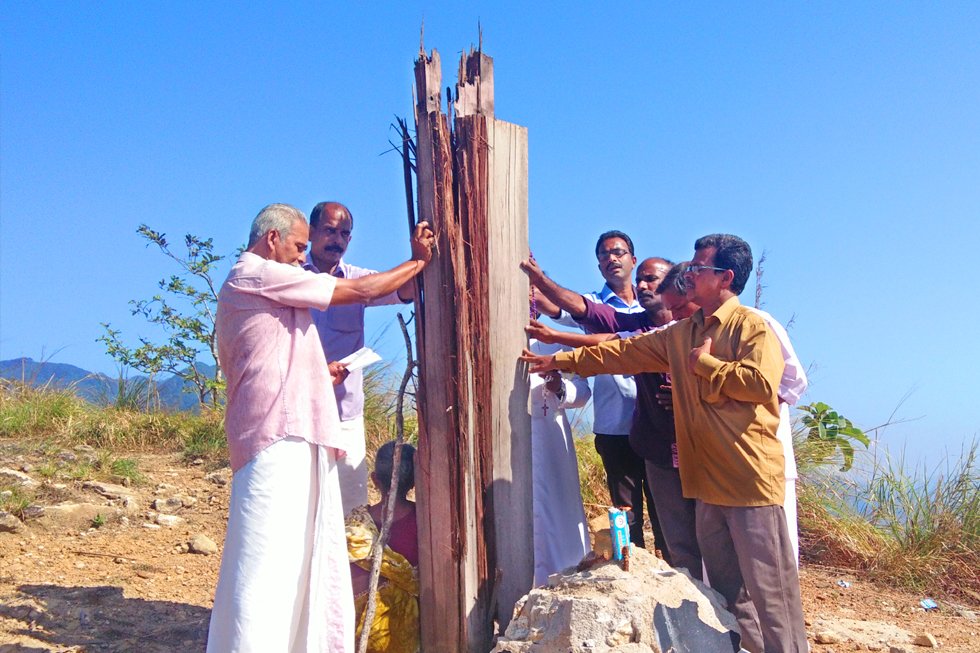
[593,433,665,552]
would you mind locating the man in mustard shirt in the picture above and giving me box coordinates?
[521,234,806,653]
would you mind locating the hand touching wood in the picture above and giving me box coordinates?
[410,221,435,264]
[519,256,545,286]
[520,348,558,374]
[525,319,562,344]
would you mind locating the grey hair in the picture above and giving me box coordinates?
[657,262,690,295]
[247,203,307,248]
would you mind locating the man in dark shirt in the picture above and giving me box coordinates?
[575,262,704,579]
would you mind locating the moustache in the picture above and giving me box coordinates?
[324,245,344,253]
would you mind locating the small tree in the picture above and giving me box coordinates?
[796,402,870,472]
[99,224,224,409]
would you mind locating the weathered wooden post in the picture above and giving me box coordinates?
[411,41,532,652]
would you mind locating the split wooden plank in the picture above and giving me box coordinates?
[485,117,531,628]
[412,48,470,652]
[413,42,530,652]
[454,46,531,630]
[454,111,495,651]
[455,47,494,118]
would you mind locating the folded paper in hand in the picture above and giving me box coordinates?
[338,347,383,373]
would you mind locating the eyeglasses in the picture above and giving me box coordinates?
[685,264,727,275]
[597,248,630,260]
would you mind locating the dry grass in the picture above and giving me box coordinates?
[0,379,225,463]
[797,436,980,604]
[573,435,611,523]
[6,376,978,605]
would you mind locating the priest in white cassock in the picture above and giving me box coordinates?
[206,203,433,653]
[528,338,592,586]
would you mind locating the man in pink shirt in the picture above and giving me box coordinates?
[206,203,433,653]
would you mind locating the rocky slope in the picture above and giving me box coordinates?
[1,444,977,652]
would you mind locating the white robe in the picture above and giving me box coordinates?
[530,340,592,586]
[207,437,354,652]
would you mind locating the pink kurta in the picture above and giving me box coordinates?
[217,251,343,471]
[210,251,354,652]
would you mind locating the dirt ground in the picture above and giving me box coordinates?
[1,446,977,652]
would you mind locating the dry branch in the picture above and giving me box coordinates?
[356,312,417,653]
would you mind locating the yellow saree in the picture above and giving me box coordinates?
[346,507,420,653]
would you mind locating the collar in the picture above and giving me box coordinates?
[305,258,346,278]
[693,295,741,326]
[597,283,639,309]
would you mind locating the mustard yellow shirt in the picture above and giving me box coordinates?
[552,296,786,507]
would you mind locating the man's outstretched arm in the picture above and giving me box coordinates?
[520,331,670,378]
[525,319,615,348]
[332,222,434,305]
[520,257,588,319]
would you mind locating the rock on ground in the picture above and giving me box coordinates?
[492,547,739,653]
[913,632,939,648]
[82,480,137,501]
[188,534,218,555]
[0,467,35,486]
[0,511,25,533]
[808,616,914,650]
[37,503,124,530]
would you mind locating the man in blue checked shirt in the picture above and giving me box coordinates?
[524,230,653,548]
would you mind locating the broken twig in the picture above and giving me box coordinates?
[356,312,417,653]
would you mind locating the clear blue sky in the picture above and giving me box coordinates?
[2,3,977,465]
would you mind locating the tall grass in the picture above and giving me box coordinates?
[361,363,419,469]
[573,435,609,522]
[0,379,226,464]
[797,429,980,604]
[0,380,87,439]
[97,372,160,412]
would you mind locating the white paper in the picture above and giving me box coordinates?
[337,346,382,372]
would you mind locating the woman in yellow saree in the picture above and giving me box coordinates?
[346,441,419,653]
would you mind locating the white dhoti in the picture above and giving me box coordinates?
[207,437,354,653]
[336,416,368,516]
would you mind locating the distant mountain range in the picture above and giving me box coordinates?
[0,357,216,411]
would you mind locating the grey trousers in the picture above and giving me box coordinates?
[695,501,807,653]
[644,461,702,580]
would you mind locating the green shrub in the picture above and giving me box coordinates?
[182,414,227,462]
[34,462,59,479]
[796,401,869,472]
[109,457,143,484]
[0,485,33,519]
